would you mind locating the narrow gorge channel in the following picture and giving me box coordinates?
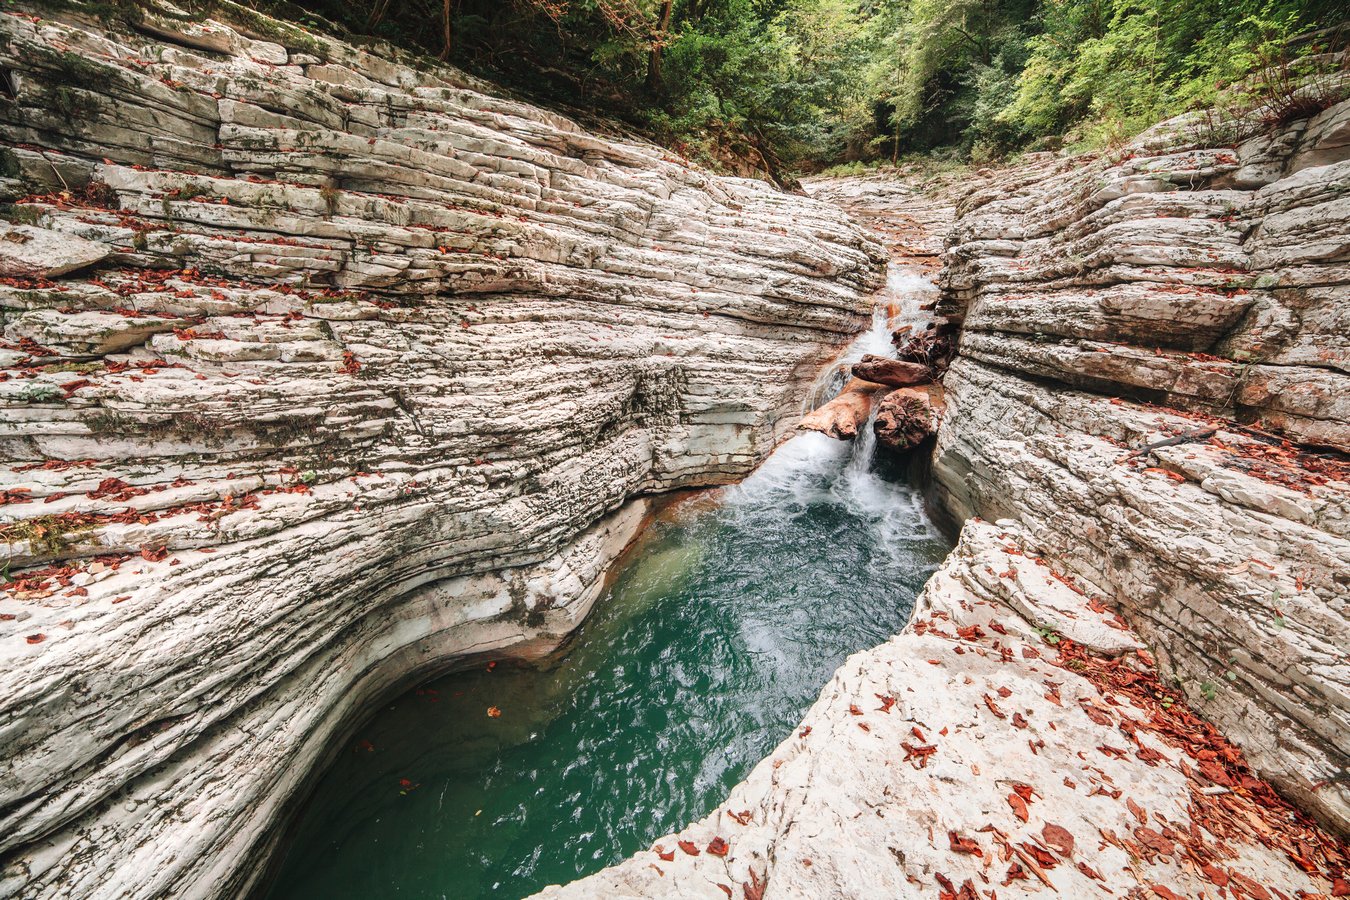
[262,283,952,900]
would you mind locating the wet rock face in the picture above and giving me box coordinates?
[933,107,1350,832]
[0,6,882,897]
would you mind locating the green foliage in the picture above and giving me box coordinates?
[264,0,1349,172]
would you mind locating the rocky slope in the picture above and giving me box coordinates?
[0,4,882,897]
[537,106,1350,897]
[934,104,1350,834]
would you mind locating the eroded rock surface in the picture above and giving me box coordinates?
[536,522,1349,899]
[934,105,1350,833]
[0,4,882,896]
[547,108,1350,899]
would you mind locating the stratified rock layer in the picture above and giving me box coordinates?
[0,4,882,897]
[543,108,1350,899]
[934,105,1350,833]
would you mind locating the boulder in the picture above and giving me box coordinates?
[872,386,942,450]
[0,225,110,279]
[798,377,882,440]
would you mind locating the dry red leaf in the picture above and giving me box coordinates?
[678,840,699,856]
[1077,861,1103,880]
[25,633,46,644]
[743,869,766,900]
[983,694,1007,718]
[901,741,936,768]
[948,830,983,857]
[1007,792,1029,822]
[707,837,730,857]
[655,847,675,862]
[1041,823,1075,856]
[716,885,732,898]
[1150,886,1185,900]
[1019,842,1057,868]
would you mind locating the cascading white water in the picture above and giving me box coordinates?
[800,264,938,414]
[731,262,942,555]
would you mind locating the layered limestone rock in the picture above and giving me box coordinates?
[546,109,1349,898]
[0,4,882,896]
[536,521,1349,899]
[934,103,1350,834]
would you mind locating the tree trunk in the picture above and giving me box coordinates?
[646,0,674,91]
[438,0,453,61]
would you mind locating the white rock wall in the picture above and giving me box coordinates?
[0,4,882,896]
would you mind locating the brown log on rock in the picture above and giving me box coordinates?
[799,378,881,440]
[893,326,956,376]
[873,386,944,451]
[852,354,933,387]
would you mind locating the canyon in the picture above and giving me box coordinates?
[1,3,1347,899]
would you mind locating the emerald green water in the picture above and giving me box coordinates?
[262,432,948,900]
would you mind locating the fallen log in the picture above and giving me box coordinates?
[874,386,945,451]
[1115,426,1219,462]
[852,354,934,387]
[799,377,882,440]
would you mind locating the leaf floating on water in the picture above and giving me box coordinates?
[678,840,700,856]
[486,706,502,718]
[707,837,730,856]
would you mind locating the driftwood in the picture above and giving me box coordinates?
[874,386,945,451]
[852,354,933,387]
[893,325,957,376]
[799,377,882,440]
[1116,426,1219,462]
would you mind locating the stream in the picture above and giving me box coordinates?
[262,270,950,900]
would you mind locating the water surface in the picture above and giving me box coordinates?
[264,292,949,900]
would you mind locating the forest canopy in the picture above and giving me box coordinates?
[257,0,1350,175]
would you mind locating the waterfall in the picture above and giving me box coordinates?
[800,264,937,415]
[729,262,941,553]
